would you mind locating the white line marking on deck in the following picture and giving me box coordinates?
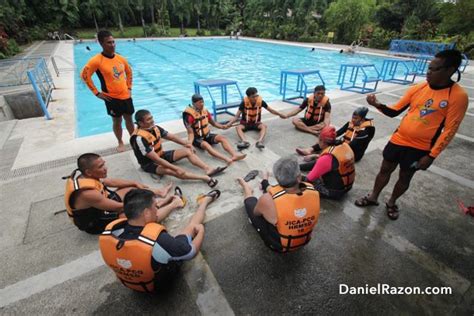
[454,133,474,143]
[0,251,104,308]
[182,253,235,316]
[428,165,474,190]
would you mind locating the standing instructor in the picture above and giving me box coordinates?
[81,30,134,152]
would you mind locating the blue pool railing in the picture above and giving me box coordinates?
[337,64,380,94]
[389,40,455,57]
[194,79,243,121]
[27,58,55,120]
[279,69,326,105]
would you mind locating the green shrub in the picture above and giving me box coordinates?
[368,27,399,49]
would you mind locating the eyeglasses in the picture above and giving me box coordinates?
[428,65,448,72]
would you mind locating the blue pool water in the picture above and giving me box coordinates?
[74,39,386,137]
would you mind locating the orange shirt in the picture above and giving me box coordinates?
[387,82,468,158]
[80,53,132,100]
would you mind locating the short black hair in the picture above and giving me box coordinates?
[77,153,101,173]
[134,109,151,124]
[124,189,156,220]
[246,87,258,97]
[97,30,112,43]
[435,49,462,72]
[314,85,326,92]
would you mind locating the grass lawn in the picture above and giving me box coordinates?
[76,26,223,39]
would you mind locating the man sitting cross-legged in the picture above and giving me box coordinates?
[99,188,220,292]
[236,156,320,253]
[183,94,246,165]
[130,109,225,188]
[64,153,175,234]
[225,87,285,149]
[281,85,331,135]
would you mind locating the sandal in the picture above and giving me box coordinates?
[386,203,400,220]
[207,166,227,177]
[174,186,187,207]
[244,170,259,182]
[354,195,379,207]
[207,178,218,188]
[237,141,250,150]
[196,189,221,203]
[256,141,265,149]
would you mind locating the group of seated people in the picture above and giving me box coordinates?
[64,84,376,293]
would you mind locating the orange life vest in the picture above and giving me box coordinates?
[267,182,320,252]
[184,106,210,137]
[243,96,263,123]
[99,218,166,292]
[304,95,329,122]
[64,169,108,219]
[132,126,164,157]
[321,142,355,191]
[343,119,374,144]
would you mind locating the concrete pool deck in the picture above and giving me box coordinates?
[0,38,473,314]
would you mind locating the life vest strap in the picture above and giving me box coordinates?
[279,230,313,252]
[118,277,155,293]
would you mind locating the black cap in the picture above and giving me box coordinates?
[353,106,369,119]
[192,94,203,103]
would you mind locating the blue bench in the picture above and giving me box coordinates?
[279,69,326,105]
[337,64,380,94]
[194,79,243,120]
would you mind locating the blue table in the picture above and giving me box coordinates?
[280,69,325,105]
[337,64,380,94]
[194,79,243,120]
[380,59,418,85]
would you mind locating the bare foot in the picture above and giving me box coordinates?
[236,177,246,187]
[160,182,174,197]
[232,153,247,162]
[116,143,126,152]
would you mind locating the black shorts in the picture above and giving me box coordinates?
[240,122,262,131]
[73,190,121,234]
[244,197,283,252]
[300,118,319,126]
[141,150,175,174]
[105,98,135,118]
[383,142,429,171]
[193,133,218,148]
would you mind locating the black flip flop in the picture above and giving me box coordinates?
[354,195,379,207]
[207,166,228,177]
[196,189,221,203]
[174,186,187,207]
[207,178,218,188]
[244,170,259,182]
[237,141,250,150]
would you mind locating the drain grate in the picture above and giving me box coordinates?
[0,145,130,181]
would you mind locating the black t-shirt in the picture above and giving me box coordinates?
[118,223,193,270]
[130,126,168,166]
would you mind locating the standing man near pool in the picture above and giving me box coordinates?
[81,30,134,152]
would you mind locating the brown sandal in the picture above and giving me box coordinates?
[386,203,400,220]
[354,195,379,207]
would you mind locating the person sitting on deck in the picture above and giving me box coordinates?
[304,126,355,200]
[130,109,225,188]
[183,94,246,165]
[225,87,285,149]
[281,85,331,135]
[64,153,174,234]
[236,156,320,253]
[99,188,219,293]
[297,106,375,166]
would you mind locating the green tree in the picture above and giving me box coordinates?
[80,0,104,32]
[439,0,474,36]
[170,0,191,34]
[324,0,375,43]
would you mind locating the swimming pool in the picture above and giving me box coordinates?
[74,39,387,137]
